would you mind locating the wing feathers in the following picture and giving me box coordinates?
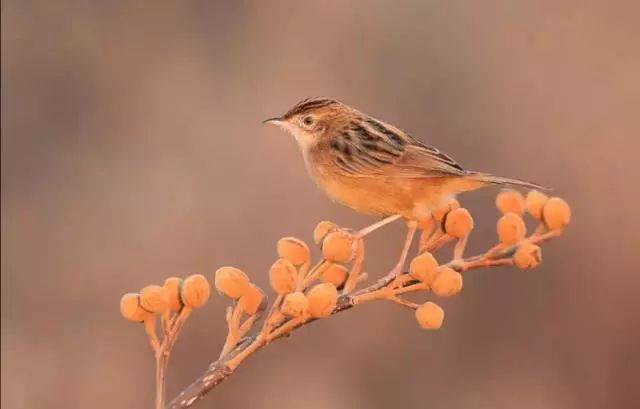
[328,117,467,178]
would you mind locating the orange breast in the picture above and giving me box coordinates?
[309,163,458,218]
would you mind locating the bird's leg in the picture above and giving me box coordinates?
[356,214,401,238]
[384,220,418,279]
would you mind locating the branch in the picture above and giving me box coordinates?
[118,189,571,409]
[167,223,560,409]
[166,278,376,409]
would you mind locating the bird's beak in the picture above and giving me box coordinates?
[262,117,283,125]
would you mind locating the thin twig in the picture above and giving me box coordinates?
[388,295,420,310]
[151,306,192,409]
[343,238,365,294]
[144,317,160,355]
[260,295,283,336]
[453,236,468,260]
[219,304,243,358]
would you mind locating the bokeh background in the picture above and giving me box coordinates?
[2,1,639,408]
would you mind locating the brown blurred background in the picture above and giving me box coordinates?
[2,1,639,408]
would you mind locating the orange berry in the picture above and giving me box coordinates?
[409,251,439,284]
[214,266,250,299]
[322,231,355,263]
[306,283,338,318]
[181,274,211,308]
[163,277,183,312]
[431,267,463,297]
[497,213,527,245]
[415,302,445,329]
[277,237,310,266]
[525,190,549,220]
[139,285,170,313]
[281,292,308,317]
[514,243,542,269]
[496,189,525,215]
[444,208,474,238]
[120,293,150,322]
[320,263,348,287]
[269,258,297,295]
[542,197,571,230]
[313,221,338,244]
[238,284,266,315]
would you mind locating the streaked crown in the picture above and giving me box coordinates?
[281,97,342,119]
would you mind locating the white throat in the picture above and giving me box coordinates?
[279,122,315,153]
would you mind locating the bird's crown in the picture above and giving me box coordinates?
[282,97,343,119]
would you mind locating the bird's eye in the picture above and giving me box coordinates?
[302,116,314,126]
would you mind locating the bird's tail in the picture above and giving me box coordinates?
[466,172,549,191]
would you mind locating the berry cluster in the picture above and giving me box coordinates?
[119,189,570,409]
[120,274,211,409]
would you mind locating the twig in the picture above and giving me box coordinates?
[453,236,468,260]
[219,304,243,358]
[388,295,420,310]
[145,306,192,409]
[342,238,365,294]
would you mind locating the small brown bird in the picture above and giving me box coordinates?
[264,97,542,276]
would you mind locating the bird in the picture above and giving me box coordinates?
[264,97,543,277]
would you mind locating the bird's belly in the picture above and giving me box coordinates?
[311,169,453,218]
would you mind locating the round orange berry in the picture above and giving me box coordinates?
[214,266,250,299]
[497,213,527,245]
[321,263,348,288]
[513,243,542,269]
[525,190,548,220]
[281,292,308,317]
[277,237,310,266]
[139,285,170,313]
[496,189,525,215]
[313,221,338,244]
[163,277,183,312]
[181,274,211,308]
[238,284,266,315]
[431,267,463,297]
[444,208,474,238]
[322,231,355,263]
[409,251,439,284]
[415,302,445,330]
[542,197,571,230]
[269,258,297,295]
[120,293,150,322]
[306,283,338,318]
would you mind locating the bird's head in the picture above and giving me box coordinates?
[263,97,353,150]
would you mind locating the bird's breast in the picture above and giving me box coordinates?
[305,160,408,216]
[304,152,457,218]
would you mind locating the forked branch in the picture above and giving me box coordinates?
[118,189,571,409]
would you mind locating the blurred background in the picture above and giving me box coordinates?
[2,1,639,408]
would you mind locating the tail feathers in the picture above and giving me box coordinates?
[467,172,549,191]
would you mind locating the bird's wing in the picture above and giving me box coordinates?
[327,117,467,178]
